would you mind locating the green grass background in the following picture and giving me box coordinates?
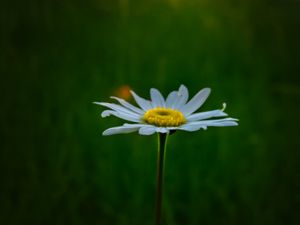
[1,0,299,224]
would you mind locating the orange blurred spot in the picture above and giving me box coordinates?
[114,85,132,100]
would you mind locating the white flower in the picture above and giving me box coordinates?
[94,85,238,135]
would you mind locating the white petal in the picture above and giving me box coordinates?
[177,124,207,132]
[101,110,141,122]
[94,102,140,117]
[173,85,189,109]
[155,127,169,133]
[130,91,153,111]
[101,110,113,117]
[195,117,238,125]
[139,126,157,135]
[103,124,143,135]
[186,110,228,122]
[180,88,211,115]
[110,96,144,114]
[180,118,238,131]
[123,123,145,127]
[166,91,178,108]
[150,88,165,107]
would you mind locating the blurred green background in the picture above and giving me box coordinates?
[1,0,300,224]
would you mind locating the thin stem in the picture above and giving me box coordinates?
[155,133,168,225]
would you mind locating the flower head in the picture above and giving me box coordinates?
[94,85,238,135]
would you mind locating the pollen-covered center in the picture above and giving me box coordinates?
[143,108,186,127]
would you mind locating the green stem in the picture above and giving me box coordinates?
[155,133,168,225]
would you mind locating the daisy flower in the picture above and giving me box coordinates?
[94,85,238,135]
[95,84,238,225]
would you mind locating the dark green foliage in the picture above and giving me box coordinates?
[0,0,299,224]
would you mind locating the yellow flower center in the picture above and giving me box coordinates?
[143,108,186,127]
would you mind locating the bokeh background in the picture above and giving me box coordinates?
[1,0,300,224]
